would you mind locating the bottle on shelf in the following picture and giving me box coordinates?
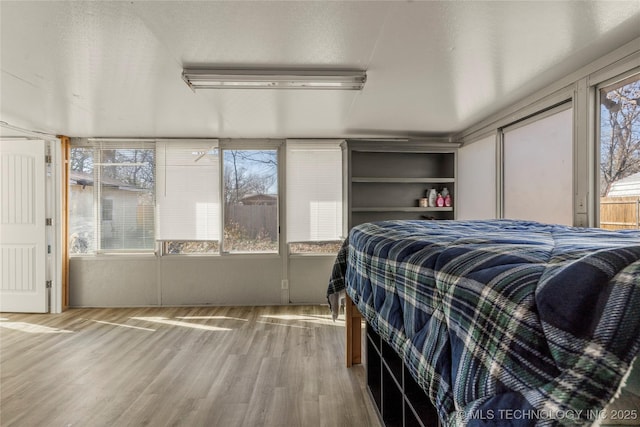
[436,193,444,207]
[444,194,452,207]
[427,188,437,207]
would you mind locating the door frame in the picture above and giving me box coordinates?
[50,137,64,313]
[0,135,64,313]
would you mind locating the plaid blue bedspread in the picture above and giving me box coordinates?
[327,219,640,426]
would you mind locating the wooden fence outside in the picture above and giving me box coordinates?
[225,204,278,240]
[600,196,640,230]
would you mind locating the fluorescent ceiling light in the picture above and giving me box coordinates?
[182,68,367,90]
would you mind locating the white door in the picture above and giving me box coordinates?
[0,139,48,313]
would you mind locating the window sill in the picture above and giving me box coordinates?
[70,253,157,260]
[289,253,339,258]
[160,253,281,259]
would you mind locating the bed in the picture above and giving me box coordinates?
[327,219,640,427]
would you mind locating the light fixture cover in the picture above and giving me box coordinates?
[182,68,367,90]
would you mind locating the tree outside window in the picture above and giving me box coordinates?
[599,75,640,230]
[223,149,278,253]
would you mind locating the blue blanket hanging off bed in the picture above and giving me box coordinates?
[327,219,640,426]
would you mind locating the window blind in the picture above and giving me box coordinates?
[94,140,156,251]
[457,134,496,220]
[156,140,220,241]
[503,105,573,225]
[286,140,343,242]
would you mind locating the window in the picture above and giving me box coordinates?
[68,141,155,254]
[457,134,496,220]
[69,139,346,256]
[286,140,343,254]
[598,73,640,230]
[101,198,114,221]
[69,147,95,254]
[223,148,279,253]
[502,104,573,226]
[156,140,220,254]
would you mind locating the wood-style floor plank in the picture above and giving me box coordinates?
[0,306,380,427]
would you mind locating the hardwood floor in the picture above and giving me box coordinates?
[0,305,381,427]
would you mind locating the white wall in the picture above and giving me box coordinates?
[289,256,336,304]
[69,254,334,307]
[160,256,282,306]
[69,257,158,306]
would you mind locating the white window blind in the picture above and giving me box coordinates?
[94,140,156,252]
[286,140,343,242]
[503,105,573,225]
[156,140,220,241]
[457,134,496,220]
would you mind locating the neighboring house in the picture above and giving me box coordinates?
[69,170,153,252]
[607,172,640,197]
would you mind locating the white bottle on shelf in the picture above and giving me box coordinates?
[427,188,437,207]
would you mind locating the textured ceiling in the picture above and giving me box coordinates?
[1,1,639,139]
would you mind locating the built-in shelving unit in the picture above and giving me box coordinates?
[352,207,454,212]
[344,140,456,426]
[343,140,459,230]
[367,324,441,427]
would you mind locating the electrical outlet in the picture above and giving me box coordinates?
[281,280,289,290]
[577,196,587,213]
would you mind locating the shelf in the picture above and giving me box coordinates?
[367,335,382,413]
[352,177,455,184]
[352,207,453,213]
[367,320,442,427]
[381,340,403,388]
[382,366,404,427]
[350,149,455,179]
[346,140,456,229]
[367,325,383,417]
[404,365,440,427]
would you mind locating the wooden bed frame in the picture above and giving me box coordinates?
[345,295,362,367]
